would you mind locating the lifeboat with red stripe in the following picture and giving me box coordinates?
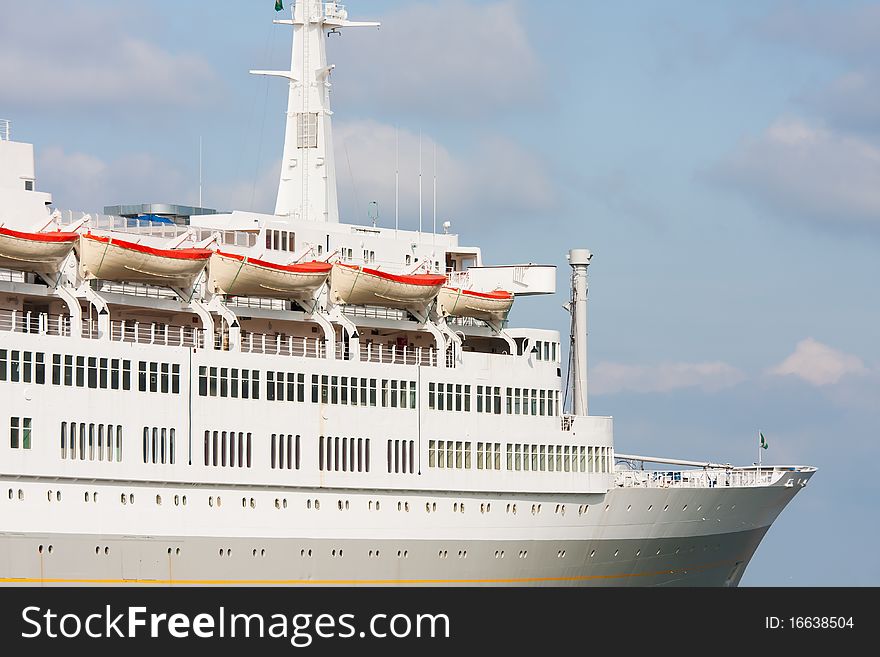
[0,226,79,272]
[78,233,212,287]
[438,286,514,322]
[209,251,332,299]
[330,262,446,309]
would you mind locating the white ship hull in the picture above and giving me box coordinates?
[0,477,808,586]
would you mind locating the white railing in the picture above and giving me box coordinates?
[0,119,10,141]
[96,281,181,301]
[360,342,437,367]
[238,333,328,360]
[446,270,470,288]
[560,415,575,431]
[342,305,409,321]
[0,308,71,336]
[0,268,26,283]
[614,468,779,490]
[106,320,203,348]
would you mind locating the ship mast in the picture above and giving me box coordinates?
[251,1,379,222]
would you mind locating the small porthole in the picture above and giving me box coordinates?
[613,549,619,557]
[663,505,669,511]
[589,549,595,558]
[250,498,256,509]
[56,491,62,502]
[38,545,44,554]
[635,549,641,556]
[95,546,100,555]
[682,504,688,511]
[176,548,181,555]
[47,545,53,554]
[261,549,266,557]
[276,499,281,509]
[85,492,90,502]
[605,504,610,512]
[129,494,134,504]
[626,505,632,512]
[104,547,109,555]
[182,496,187,506]
[156,495,162,505]
[167,548,173,555]
[647,504,653,511]
[283,499,288,509]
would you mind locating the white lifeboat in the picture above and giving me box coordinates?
[330,262,446,309]
[438,286,514,322]
[78,232,212,287]
[209,251,332,299]
[0,226,78,273]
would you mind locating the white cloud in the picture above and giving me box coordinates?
[333,119,558,225]
[711,117,880,230]
[769,338,868,386]
[332,0,542,117]
[37,147,192,213]
[0,4,217,108]
[591,361,746,395]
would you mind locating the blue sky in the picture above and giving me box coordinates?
[2,0,878,585]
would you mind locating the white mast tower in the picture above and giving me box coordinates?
[251,1,379,222]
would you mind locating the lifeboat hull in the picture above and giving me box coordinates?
[78,233,212,287]
[209,251,331,299]
[438,286,514,322]
[0,227,78,273]
[330,263,446,309]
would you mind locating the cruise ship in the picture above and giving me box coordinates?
[0,1,814,586]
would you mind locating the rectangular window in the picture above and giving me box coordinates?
[231,368,239,398]
[149,362,158,393]
[172,364,180,394]
[428,382,436,410]
[331,376,339,404]
[199,366,208,396]
[122,360,131,390]
[455,384,462,412]
[506,387,512,415]
[87,356,98,389]
[111,358,120,390]
[410,381,417,409]
[76,356,85,387]
[506,443,513,471]
[369,379,377,407]
[10,417,20,448]
[296,112,319,148]
[298,373,305,402]
[35,352,45,384]
[252,370,261,399]
[160,363,170,394]
[428,440,436,468]
[464,385,471,412]
[267,371,276,401]
[52,354,61,385]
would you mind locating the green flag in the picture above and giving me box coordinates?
[275,1,284,11]
[760,432,768,450]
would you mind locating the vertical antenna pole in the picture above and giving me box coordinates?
[432,142,437,251]
[395,126,399,237]
[199,136,203,208]
[418,131,423,240]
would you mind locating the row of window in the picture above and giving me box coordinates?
[428,440,473,470]
[428,383,472,412]
[60,422,123,462]
[143,427,176,465]
[531,340,559,362]
[505,387,560,417]
[507,443,611,474]
[313,375,417,409]
[387,439,416,474]
[0,350,45,384]
[198,367,260,399]
[426,441,611,474]
[318,436,371,473]
[270,434,301,470]
[204,430,253,468]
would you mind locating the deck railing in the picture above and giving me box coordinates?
[614,468,779,489]
[360,342,436,367]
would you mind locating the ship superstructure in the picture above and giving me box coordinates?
[0,2,813,586]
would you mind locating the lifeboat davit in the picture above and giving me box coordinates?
[438,286,514,322]
[78,233,212,287]
[330,262,446,309]
[0,226,78,273]
[209,251,332,299]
